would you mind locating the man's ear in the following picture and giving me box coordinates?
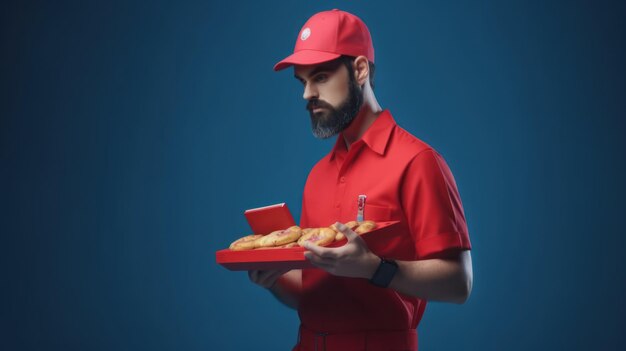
[353,56,370,88]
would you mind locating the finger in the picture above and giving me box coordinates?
[335,222,359,242]
[257,272,278,288]
[271,268,291,279]
[309,261,335,271]
[257,269,288,288]
[304,251,336,266]
[248,270,259,282]
[304,255,335,271]
[303,242,336,258]
[260,268,290,281]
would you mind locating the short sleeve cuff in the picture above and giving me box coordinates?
[415,231,472,259]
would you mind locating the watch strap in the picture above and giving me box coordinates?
[369,257,398,288]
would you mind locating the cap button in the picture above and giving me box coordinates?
[332,8,339,11]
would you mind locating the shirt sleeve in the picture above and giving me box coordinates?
[400,149,471,259]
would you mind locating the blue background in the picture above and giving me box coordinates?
[2,0,625,350]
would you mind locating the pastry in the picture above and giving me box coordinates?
[298,227,336,247]
[355,220,377,234]
[229,234,263,251]
[257,226,302,248]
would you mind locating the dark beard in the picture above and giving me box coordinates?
[307,76,364,139]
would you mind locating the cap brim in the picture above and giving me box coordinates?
[273,50,341,71]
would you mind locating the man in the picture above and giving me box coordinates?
[249,9,473,351]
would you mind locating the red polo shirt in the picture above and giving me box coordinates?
[298,110,471,334]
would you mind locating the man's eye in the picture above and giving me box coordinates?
[314,74,327,83]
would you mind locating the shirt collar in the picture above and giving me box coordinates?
[330,109,396,160]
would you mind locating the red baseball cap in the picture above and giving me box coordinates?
[273,9,375,71]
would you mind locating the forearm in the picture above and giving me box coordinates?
[380,250,473,303]
[268,269,302,310]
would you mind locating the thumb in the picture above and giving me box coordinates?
[335,222,359,242]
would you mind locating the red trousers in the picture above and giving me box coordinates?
[293,325,418,351]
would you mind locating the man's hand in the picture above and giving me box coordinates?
[248,269,302,310]
[304,223,473,303]
[303,222,379,279]
[248,269,291,289]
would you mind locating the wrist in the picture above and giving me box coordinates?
[362,253,381,280]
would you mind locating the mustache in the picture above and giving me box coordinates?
[306,99,334,111]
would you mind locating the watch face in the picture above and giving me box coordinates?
[371,259,398,287]
[378,261,398,277]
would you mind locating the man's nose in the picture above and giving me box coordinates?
[303,83,318,100]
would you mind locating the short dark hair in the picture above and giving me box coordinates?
[339,55,376,90]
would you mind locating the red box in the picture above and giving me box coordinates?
[215,221,401,271]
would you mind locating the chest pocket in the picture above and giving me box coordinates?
[350,202,393,222]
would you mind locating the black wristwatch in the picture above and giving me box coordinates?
[369,257,398,288]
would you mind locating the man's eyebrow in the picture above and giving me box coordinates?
[294,63,339,81]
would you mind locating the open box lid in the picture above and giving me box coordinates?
[244,203,296,234]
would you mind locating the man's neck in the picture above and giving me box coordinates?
[342,98,382,150]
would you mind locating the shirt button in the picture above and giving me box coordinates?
[340,177,346,183]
